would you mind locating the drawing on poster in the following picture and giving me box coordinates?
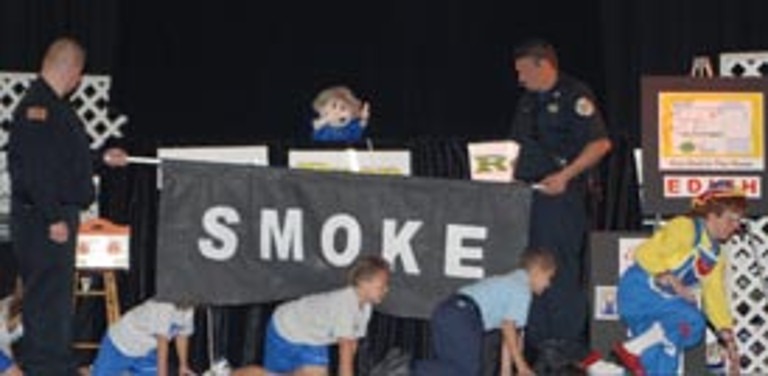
[659,92,764,171]
[619,238,647,276]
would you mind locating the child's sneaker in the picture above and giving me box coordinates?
[203,358,231,376]
[581,350,625,376]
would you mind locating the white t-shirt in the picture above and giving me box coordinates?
[0,297,22,358]
[108,299,194,357]
[273,286,372,346]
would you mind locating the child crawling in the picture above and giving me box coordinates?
[236,256,390,376]
[413,247,556,376]
[91,298,195,376]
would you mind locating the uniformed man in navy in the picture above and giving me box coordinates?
[8,37,98,375]
[509,40,612,366]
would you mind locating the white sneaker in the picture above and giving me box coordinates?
[203,358,232,376]
[587,359,626,376]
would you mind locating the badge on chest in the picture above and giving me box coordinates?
[546,103,559,114]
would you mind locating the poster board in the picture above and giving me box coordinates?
[157,146,269,165]
[467,140,520,182]
[157,145,270,188]
[288,149,411,176]
[641,77,768,215]
[76,219,130,270]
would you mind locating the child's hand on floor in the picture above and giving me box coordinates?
[517,365,536,376]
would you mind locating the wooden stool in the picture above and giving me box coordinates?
[73,270,121,351]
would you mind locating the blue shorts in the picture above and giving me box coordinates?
[263,319,329,373]
[91,335,158,376]
[0,350,13,372]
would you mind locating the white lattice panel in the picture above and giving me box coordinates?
[720,52,768,77]
[0,72,127,216]
[728,217,768,374]
[710,53,768,372]
[0,72,127,150]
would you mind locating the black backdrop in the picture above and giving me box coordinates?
[5,1,768,142]
[2,0,768,371]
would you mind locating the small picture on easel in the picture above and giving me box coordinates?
[594,285,619,321]
[76,219,130,270]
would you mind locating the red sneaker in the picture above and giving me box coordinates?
[612,342,646,376]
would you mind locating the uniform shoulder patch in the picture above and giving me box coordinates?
[26,106,48,122]
[574,97,595,117]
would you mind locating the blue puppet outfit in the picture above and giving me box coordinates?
[618,216,729,374]
[312,119,365,142]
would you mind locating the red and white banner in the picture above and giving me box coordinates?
[663,175,761,198]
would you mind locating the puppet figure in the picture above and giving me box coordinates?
[312,86,370,142]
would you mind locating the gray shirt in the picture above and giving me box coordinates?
[273,286,372,346]
[108,299,194,356]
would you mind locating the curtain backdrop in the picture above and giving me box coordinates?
[5,0,768,143]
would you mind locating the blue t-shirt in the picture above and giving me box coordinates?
[459,270,532,331]
[312,118,365,142]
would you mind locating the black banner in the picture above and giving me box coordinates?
[157,161,532,318]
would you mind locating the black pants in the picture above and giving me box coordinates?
[12,203,79,376]
[414,295,484,376]
[524,189,589,363]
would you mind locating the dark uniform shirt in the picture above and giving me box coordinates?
[8,78,94,224]
[510,74,608,183]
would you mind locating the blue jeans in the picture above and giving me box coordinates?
[413,295,484,376]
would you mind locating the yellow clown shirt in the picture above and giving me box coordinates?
[634,216,733,330]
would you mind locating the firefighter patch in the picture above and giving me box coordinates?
[26,106,48,122]
[575,97,595,117]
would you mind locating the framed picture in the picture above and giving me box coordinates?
[595,285,619,321]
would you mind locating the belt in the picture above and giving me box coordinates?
[452,294,482,318]
[12,201,34,211]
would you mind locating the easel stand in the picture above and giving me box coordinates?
[71,218,130,351]
[73,270,121,350]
